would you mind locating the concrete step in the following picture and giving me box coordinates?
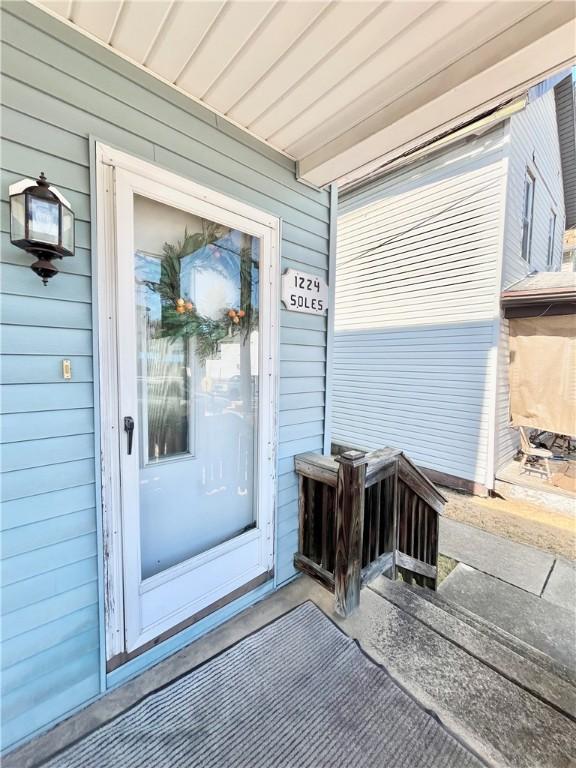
[439,517,555,595]
[340,580,576,768]
[403,575,576,688]
[439,564,576,673]
[370,576,576,721]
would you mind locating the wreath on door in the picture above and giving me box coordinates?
[143,228,258,363]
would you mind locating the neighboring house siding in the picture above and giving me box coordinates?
[554,76,576,230]
[496,88,566,469]
[333,128,507,486]
[0,3,329,751]
[502,89,565,288]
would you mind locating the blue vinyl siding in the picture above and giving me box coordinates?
[0,2,330,751]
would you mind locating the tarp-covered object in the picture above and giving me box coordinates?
[509,315,576,435]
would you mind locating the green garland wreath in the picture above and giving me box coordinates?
[144,228,258,363]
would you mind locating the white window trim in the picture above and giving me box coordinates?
[96,143,280,659]
[521,168,535,263]
[546,209,557,269]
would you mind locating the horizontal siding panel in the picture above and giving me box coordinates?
[2,627,99,692]
[2,508,97,559]
[1,325,92,356]
[0,71,156,168]
[278,457,299,478]
[279,391,325,411]
[279,309,326,331]
[1,484,96,530]
[1,357,93,385]
[278,435,323,459]
[1,383,94,413]
[2,532,98,586]
[279,406,325,427]
[1,603,99,671]
[2,556,98,615]
[0,262,92,303]
[280,361,325,379]
[277,527,298,562]
[278,513,298,539]
[278,485,299,509]
[1,459,96,502]
[1,434,95,472]
[280,327,325,347]
[1,138,89,194]
[279,420,324,443]
[278,473,297,494]
[0,672,100,748]
[280,344,326,363]
[1,408,94,443]
[1,106,89,168]
[1,294,92,329]
[2,582,98,642]
[1,649,100,724]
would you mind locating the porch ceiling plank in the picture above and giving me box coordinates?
[108,0,173,65]
[264,0,477,146]
[254,1,434,145]
[144,1,226,82]
[205,0,329,114]
[175,0,277,98]
[69,1,123,45]
[283,0,544,157]
[227,0,381,127]
[38,0,72,18]
[299,14,576,186]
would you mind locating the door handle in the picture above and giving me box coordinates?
[124,416,135,455]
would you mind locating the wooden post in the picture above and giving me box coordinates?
[334,450,368,617]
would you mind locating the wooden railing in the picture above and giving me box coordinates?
[294,446,446,617]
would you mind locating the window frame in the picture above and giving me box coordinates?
[546,209,557,269]
[520,169,535,263]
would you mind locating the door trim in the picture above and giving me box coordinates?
[95,143,280,661]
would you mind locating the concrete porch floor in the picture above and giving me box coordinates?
[495,457,576,517]
[5,575,576,768]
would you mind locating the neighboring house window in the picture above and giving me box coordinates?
[546,211,557,268]
[521,170,535,262]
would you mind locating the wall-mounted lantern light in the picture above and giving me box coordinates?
[9,173,75,285]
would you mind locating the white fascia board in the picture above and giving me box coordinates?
[299,19,576,188]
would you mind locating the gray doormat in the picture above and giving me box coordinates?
[43,602,485,768]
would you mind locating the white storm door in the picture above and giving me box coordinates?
[108,157,278,654]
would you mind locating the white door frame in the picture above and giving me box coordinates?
[95,143,280,661]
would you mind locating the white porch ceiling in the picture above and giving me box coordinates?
[34,0,576,187]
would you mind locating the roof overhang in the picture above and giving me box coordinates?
[31,0,576,188]
[502,279,576,319]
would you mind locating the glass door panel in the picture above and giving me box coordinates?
[133,195,260,579]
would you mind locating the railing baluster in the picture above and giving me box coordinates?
[373,481,381,561]
[321,483,329,570]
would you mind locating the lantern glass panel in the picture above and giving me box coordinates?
[10,193,26,242]
[28,196,59,245]
[61,206,74,253]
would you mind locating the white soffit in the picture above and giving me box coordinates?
[33,0,576,188]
